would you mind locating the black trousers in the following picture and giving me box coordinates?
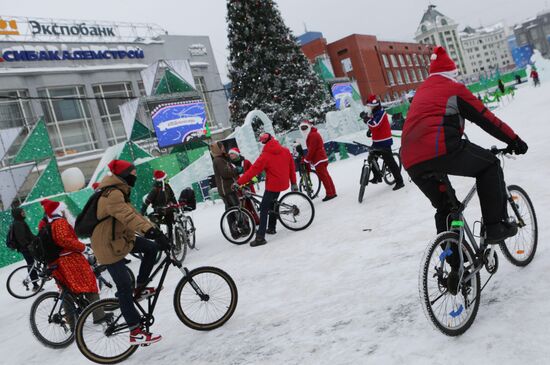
[222,192,241,237]
[408,140,508,233]
[257,191,280,237]
[370,148,403,183]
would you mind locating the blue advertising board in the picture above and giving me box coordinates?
[150,99,207,148]
[331,83,354,109]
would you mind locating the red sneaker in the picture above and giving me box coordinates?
[129,327,162,345]
[133,287,158,302]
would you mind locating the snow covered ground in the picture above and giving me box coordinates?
[1,80,549,365]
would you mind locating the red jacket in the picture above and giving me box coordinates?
[366,109,393,145]
[304,128,328,167]
[401,74,517,169]
[50,218,98,294]
[237,139,297,192]
[530,70,539,79]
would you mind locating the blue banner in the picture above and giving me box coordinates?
[151,100,207,148]
[331,83,354,109]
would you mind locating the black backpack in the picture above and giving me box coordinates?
[75,186,119,238]
[5,225,17,250]
[178,187,197,211]
[29,223,62,264]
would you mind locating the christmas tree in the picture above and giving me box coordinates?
[227,0,333,132]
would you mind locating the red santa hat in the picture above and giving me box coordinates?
[228,147,241,157]
[429,46,457,74]
[107,160,135,177]
[41,199,61,218]
[153,170,167,181]
[366,94,380,107]
[92,182,100,190]
[259,133,272,144]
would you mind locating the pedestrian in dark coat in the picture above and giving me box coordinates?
[10,207,40,291]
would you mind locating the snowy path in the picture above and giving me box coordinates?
[1,82,549,365]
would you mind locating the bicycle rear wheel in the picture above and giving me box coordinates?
[174,266,238,331]
[382,153,402,185]
[276,192,315,231]
[419,232,481,336]
[358,164,370,204]
[220,207,255,245]
[500,185,538,266]
[6,264,45,299]
[184,216,196,249]
[30,291,77,348]
[299,170,321,199]
[173,226,188,264]
[75,298,138,364]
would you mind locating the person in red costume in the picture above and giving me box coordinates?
[299,120,337,201]
[237,133,297,247]
[401,46,528,243]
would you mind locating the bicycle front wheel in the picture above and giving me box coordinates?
[299,170,321,199]
[75,298,138,364]
[358,164,370,204]
[276,192,315,231]
[174,266,238,331]
[184,216,196,249]
[500,185,538,266]
[173,226,188,264]
[6,264,45,299]
[220,207,255,245]
[30,291,77,348]
[419,232,481,336]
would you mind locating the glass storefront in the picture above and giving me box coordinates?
[0,90,34,129]
[38,86,98,155]
[93,83,134,146]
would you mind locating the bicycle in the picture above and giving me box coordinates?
[419,147,537,336]
[29,252,135,348]
[6,260,50,299]
[354,141,402,203]
[298,161,321,199]
[74,240,238,364]
[220,187,315,245]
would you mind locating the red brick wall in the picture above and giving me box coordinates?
[301,38,329,62]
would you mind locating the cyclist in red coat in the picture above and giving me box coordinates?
[237,133,298,247]
[401,46,528,242]
[300,120,337,201]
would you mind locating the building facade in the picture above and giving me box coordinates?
[513,10,550,57]
[301,33,433,103]
[414,5,470,75]
[460,24,515,75]
[0,15,230,166]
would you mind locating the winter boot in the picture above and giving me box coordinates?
[266,228,277,235]
[250,235,267,247]
[485,220,518,244]
[322,195,337,202]
[393,181,405,191]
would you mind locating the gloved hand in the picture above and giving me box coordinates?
[231,182,241,191]
[367,130,372,138]
[145,228,171,250]
[291,183,299,192]
[235,166,244,174]
[508,137,528,155]
[251,176,259,184]
[359,111,368,122]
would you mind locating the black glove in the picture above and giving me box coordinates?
[367,130,372,138]
[509,137,528,155]
[359,111,367,121]
[145,228,170,250]
[235,166,244,174]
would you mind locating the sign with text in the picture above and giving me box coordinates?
[331,82,354,109]
[150,99,208,148]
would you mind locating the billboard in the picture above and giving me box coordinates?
[150,99,207,148]
[331,82,354,109]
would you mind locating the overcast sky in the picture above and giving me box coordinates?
[3,0,550,82]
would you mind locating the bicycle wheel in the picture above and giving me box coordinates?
[30,291,77,348]
[358,164,370,204]
[184,216,196,249]
[75,298,138,364]
[419,232,481,336]
[299,171,321,199]
[173,226,188,264]
[276,192,315,231]
[500,185,538,266]
[220,207,255,245]
[174,266,238,331]
[382,153,402,186]
[96,266,135,298]
[6,264,45,299]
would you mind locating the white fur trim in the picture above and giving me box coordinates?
[431,53,438,61]
[429,70,459,82]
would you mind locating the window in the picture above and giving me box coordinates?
[386,70,395,85]
[93,83,134,146]
[395,70,403,85]
[382,54,390,68]
[194,76,217,129]
[38,86,97,155]
[416,68,423,81]
[422,68,428,79]
[406,54,413,66]
[0,90,34,129]
[403,69,411,84]
[390,54,398,67]
[398,54,406,67]
[410,69,418,82]
[413,54,419,66]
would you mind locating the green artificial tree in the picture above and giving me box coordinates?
[338,143,349,160]
[227,0,333,132]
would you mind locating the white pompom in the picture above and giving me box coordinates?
[61,167,85,192]
[430,54,438,61]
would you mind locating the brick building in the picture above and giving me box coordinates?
[300,33,433,104]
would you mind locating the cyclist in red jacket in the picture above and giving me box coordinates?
[300,120,337,201]
[237,133,298,247]
[401,46,528,242]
